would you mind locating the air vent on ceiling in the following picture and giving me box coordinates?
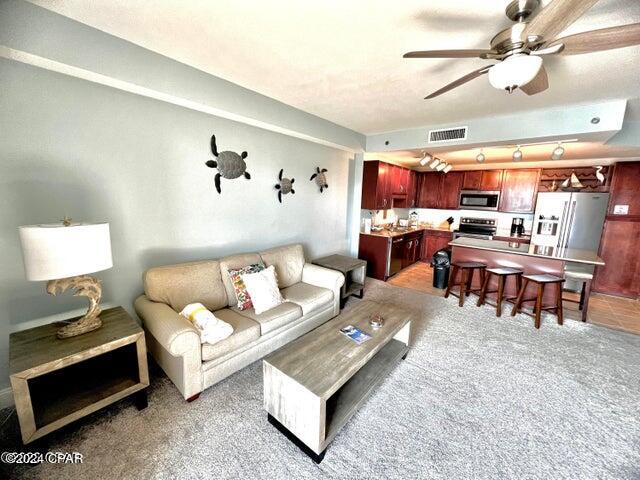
[428,126,468,143]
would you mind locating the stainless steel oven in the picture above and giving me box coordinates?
[453,217,497,240]
[458,190,500,211]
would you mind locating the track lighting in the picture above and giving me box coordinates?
[436,162,447,171]
[476,150,485,163]
[551,143,564,160]
[429,157,441,169]
[512,146,523,161]
[419,152,432,167]
[442,164,453,173]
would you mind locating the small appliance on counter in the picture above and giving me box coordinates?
[510,217,525,237]
[408,211,419,228]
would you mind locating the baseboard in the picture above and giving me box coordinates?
[0,386,14,409]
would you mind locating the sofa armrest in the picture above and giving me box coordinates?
[134,295,200,357]
[302,263,345,296]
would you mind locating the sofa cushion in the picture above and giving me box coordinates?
[259,244,305,289]
[201,309,260,362]
[281,282,334,315]
[219,253,263,307]
[234,302,302,335]
[144,260,227,313]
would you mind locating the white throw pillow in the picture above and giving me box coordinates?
[240,265,284,314]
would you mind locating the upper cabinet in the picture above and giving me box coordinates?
[462,170,503,191]
[361,161,415,210]
[499,169,541,213]
[416,171,463,209]
[607,162,640,217]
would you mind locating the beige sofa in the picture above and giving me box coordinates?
[134,244,345,400]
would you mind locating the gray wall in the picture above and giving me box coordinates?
[0,59,353,390]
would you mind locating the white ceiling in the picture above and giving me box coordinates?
[29,0,640,135]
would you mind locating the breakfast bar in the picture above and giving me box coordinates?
[448,237,605,322]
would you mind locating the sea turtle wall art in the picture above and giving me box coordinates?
[275,169,295,203]
[310,167,328,193]
[205,134,251,193]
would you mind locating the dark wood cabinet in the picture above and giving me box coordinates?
[593,219,640,298]
[420,230,453,261]
[440,171,464,209]
[499,169,540,213]
[402,232,422,269]
[361,160,391,210]
[416,172,462,209]
[607,162,640,217]
[462,170,503,191]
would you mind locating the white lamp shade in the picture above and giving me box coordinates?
[488,54,543,91]
[19,223,113,281]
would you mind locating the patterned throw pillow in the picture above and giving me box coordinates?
[228,263,265,310]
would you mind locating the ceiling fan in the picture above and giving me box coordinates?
[403,0,640,99]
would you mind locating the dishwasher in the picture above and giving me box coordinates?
[388,236,405,277]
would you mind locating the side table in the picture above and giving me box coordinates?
[9,306,149,444]
[313,254,367,308]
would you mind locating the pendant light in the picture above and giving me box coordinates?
[476,150,485,163]
[512,146,523,162]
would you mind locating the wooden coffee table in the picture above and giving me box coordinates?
[263,300,413,462]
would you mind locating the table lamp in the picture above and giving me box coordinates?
[19,220,113,339]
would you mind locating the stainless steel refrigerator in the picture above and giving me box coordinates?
[531,192,610,250]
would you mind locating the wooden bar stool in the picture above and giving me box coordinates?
[477,267,524,317]
[444,262,487,307]
[510,274,565,329]
[563,265,594,322]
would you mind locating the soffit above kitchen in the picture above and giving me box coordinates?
[28,0,640,135]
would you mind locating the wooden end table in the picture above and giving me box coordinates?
[313,254,367,308]
[9,306,149,444]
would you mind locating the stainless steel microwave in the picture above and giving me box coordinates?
[458,190,501,211]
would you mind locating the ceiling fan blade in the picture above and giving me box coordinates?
[404,49,495,59]
[524,0,600,42]
[520,65,549,96]
[424,66,492,100]
[549,23,640,55]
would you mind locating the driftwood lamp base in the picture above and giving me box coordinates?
[46,275,104,339]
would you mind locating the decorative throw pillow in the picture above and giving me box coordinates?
[228,263,265,310]
[240,265,284,315]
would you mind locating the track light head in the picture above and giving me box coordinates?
[419,152,432,166]
[551,144,564,160]
[513,147,523,162]
[476,151,485,163]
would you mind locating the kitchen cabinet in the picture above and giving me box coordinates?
[499,169,540,213]
[358,234,390,280]
[402,232,422,269]
[407,170,418,208]
[390,165,410,194]
[593,219,640,298]
[607,162,640,217]
[361,160,391,210]
[462,170,503,191]
[420,230,453,262]
[416,172,463,209]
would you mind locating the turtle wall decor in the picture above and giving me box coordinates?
[275,169,295,203]
[204,134,251,193]
[310,167,328,193]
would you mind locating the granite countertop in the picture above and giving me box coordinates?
[361,225,453,238]
[449,237,604,266]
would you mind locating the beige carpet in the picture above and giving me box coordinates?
[2,279,640,479]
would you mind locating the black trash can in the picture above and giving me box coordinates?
[431,248,451,289]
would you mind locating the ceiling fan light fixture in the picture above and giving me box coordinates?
[476,150,486,163]
[442,164,453,173]
[512,147,523,162]
[488,54,543,92]
[429,158,441,169]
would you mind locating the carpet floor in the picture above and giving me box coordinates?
[2,279,640,479]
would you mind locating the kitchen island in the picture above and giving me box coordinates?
[448,237,604,312]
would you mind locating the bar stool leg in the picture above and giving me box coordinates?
[511,279,529,316]
[477,272,491,307]
[556,282,564,326]
[581,279,592,323]
[534,283,545,329]
[496,276,505,317]
[459,269,469,307]
[444,265,458,299]
[465,268,474,297]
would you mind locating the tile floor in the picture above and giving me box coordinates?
[388,262,640,335]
